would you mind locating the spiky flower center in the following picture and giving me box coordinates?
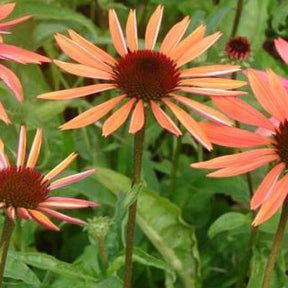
[225,36,251,60]
[112,50,180,101]
[0,166,49,208]
[274,120,288,167]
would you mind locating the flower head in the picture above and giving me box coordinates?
[191,69,288,226]
[0,126,97,231]
[38,6,246,150]
[0,2,50,124]
[225,36,251,61]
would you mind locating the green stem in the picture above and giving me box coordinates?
[231,0,244,37]
[97,236,108,269]
[0,215,15,288]
[123,125,146,288]
[261,196,288,288]
[169,136,181,195]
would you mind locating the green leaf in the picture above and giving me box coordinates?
[271,1,288,36]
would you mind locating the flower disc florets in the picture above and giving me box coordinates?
[274,120,288,167]
[0,166,49,209]
[225,36,251,60]
[112,50,180,101]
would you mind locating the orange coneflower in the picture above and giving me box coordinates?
[0,126,97,231]
[191,69,288,226]
[225,36,251,61]
[0,2,50,124]
[37,5,246,150]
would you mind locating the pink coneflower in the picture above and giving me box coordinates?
[191,69,288,226]
[0,2,50,124]
[0,126,97,231]
[37,5,246,150]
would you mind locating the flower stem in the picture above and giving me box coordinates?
[123,125,146,288]
[231,0,244,37]
[261,196,288,288]
[169,136,181,195]
[0,215,15,288]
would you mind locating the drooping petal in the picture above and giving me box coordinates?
[16,125,26,168]
[28,209,59,231]
[160,16,190,54]
[39,197,98,209]
[49,169,96,190]
[0,100,11,125]
[102,98,136,137]
[17,207,31,220]
[26,128,43,169]
[163,99,212,150]
[126,9,138,52]
[200,122,272,148]
[212,97,275,131]
[176,32,222,67]
[251,163,285,210]
[54,60,112,80]
[60,95,126,130]
[0,63,23,102]
[170,94,233,126]
[6,206,15,220]
[178,86,247,96]
[0,15,32,30]
[179,78,246,89]
[145,5,163,50]
[0,3,16,21]
[109,9,127,57]
[274,38,288,65]
[0,147,8,170]
[180,65,241,78]
[37,83,115,100]
[129,100,145,134]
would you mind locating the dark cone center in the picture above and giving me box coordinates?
[274,120,288,167]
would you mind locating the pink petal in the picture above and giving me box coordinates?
[39,197,98,209]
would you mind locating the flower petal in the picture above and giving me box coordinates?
[6,206,15,220]
[17,207,31,220]
[0,100,10,125]
[28,209,59,231]
[16,125,26,168]
[0,3,16,21]
[274,38,288,65]
[129,100,145,134]
[178,86,247,96]
[0,15,32,30]
[39,197,98,209]
[126,9,138,52]
[179,78,246,89]
[26,128,43,169]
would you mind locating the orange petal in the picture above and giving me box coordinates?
[17,207,31,220]
[68,29,116,66]
[200,122,271,148]
[251,163,285,210]
[102,98,136,137]
[163,99,212,150]
[109,9,127,57]
[252,173,288,226]
[0,100,11,124]
[54,60,112,80]
[150,100,182,136]
[212,97,275,131]
[178,86,247,96]
[26,128,43,169]
[42,152,77,182]
[176,32,222,67]
[180,78,246,89]
[126,9,138,52]
[37,83,115,100]
[170,94,233,126]
[129,100,145,134]
[160,16,190,54]
[169,25,206,60]
[6,206,15,220]
[180,65,241,78]
[0,3,16,21]
[274,38,288,65]
[0,15,32,30]
[60,95,126,130]
[28,209,59,231]
[145,5,164,50]
[16,125,26,168]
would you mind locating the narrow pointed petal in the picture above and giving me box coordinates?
[251,163,285,210]
[109,9,127,57]
[38,207,86,225]
[26,128,43,169]
[102,98,136,137]
[0,3,16,21]
[178,86,247,96]
[0,100,11,125]
[170,94,233,126]
[200,122,271,148]
[6,206,15,220]
[129,100,145,134]
[212,97,275,131]
[180,78,246,89]
[54,60,112,80]
[37,83,115,100]
[160,16,190,54]
[0,15,32,30]
[169,25,206,60]
[150,100,182,136]
[17,207,31,220]
[180,65,241,78]
[54,34,111,72]
[0,63,23,101]
[252,173,288,226]
[28,209,59,231]
[176,32,222,67]
[191,148,275,169]
[274,38,288,64]
[60,95,125,130]
[126,10,138,52]
[39,197,98,209]
[163,99,212,150]
[68,30,116,66]
[0,203,5,209]
[16,125,26,168]
[42,153,77,182]
[145,5,163,50]
[49,169,96,190]
[207,154,278,178]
